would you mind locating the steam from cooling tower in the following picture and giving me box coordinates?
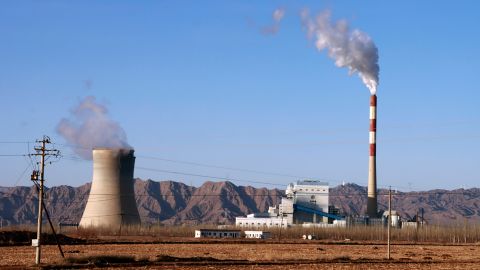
[262,7,286,35]
[56,96,130,159]
[273,8,286,22]
[301,9,380,94]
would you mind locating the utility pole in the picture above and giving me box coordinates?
[387,186,392,260]
[30,136,60,265]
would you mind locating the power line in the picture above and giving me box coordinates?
[136,155,310,180]
[0,141,34,144]
[13,163,32,187]
[56,143,319,180]
[4,189,478,204]
[15,141,476,192]
[52,142,475,191]
[53,143,397,188]
[135,166,285,187]
[33,152,441,192]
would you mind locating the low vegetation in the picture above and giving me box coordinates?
[266,224,480,243]
[2,223,480,244]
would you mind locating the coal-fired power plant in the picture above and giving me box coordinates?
[79,148,141,228]
[367,95,378,217]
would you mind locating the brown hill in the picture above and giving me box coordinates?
[0,179,282,226]
[0,180,478,225]
[330,183,480,224]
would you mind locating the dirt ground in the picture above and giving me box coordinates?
[1,241,479,269]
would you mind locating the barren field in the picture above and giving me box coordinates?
[1,241,480,269]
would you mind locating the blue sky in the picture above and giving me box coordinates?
[1,1,479,190]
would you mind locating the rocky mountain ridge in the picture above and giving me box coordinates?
[0,179,479,225]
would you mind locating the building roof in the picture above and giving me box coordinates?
[295,180,329,186]
[196,229,241,232]
[247,212,274,218]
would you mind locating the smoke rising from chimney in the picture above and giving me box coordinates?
[56,96,130,159]
[301,9,379,94]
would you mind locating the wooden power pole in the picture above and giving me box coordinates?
[387,186,392,259]
[30,136,60,265]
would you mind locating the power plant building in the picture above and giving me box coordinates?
[236,180,342,228]
[236,212,288,228]
[79,148,141,229]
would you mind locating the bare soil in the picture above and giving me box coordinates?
[1,240,479,269]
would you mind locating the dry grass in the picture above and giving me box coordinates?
[258,224,480,243]
[72,224,214,239]
[70,223,480,244]
[2,223,480,244]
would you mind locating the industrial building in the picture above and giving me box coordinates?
[194,229,241,238]
[235,212,287,228]
[244,231,271,239]
[236,180,343,228]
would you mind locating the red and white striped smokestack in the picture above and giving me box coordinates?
[367,94,378,217]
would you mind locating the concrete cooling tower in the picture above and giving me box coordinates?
[79,148,141,228]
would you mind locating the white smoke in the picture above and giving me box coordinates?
[262,7,286,35]
[56,96,130,159]
[301,9,379,94]
[273,8,286,22]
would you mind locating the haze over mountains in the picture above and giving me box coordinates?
[0,179,479,226]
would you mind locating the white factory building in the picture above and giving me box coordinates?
[244,231,271,239]
[236,212,288,228]
[194,229,241,238]
[236,180,342,228]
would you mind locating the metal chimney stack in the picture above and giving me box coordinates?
[79,148,141,228]
[367,94,378,217]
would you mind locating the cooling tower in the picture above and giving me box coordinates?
[79,148,141,228]
[367,94,378,217]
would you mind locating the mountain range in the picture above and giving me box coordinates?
[0,179,479,226]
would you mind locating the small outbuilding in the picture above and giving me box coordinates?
[244,231,271,239]
[194,229,241,238]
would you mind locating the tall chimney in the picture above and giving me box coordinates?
[367,94,378,217]
[79,148,141,228]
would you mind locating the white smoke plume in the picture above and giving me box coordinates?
[273,8,286,22]
[262,7,286,35]
[56,96,130,159]
[301,9,379,94]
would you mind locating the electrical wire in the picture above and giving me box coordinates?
[0,141,34,144]
[136,155,310,179]
[2,141,478,196]
[12,163,32,187]
[4,188,478,205]
[136,166,285,187]
[53,142,478,191]
[56,142,322,181]
[3,184,477,223]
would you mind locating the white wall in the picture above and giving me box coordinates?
[235,216,287,228]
